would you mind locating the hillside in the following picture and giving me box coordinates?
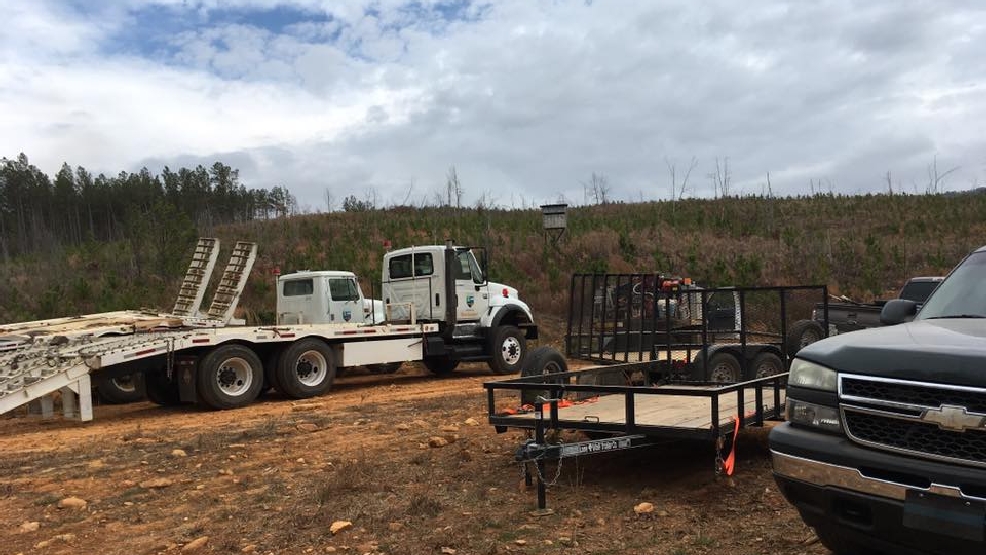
[2,192,985,325]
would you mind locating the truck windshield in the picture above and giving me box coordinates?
[898,281,939,304]
[917,252,986,320]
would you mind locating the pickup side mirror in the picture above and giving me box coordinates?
[881,299,918,326]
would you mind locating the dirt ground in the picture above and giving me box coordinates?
[0,362,829,555]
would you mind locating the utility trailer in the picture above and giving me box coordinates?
[1,239,536,422]
[485,358,788,510]
[564,275,829,381]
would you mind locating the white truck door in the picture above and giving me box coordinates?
[327,276,363,323]
[384,251,440,321]
[453,249,488,323]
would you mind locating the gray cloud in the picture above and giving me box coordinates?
[2,0,984,210]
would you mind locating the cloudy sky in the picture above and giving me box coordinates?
[2,1,984,210]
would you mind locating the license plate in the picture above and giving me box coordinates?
[902,491,985,542]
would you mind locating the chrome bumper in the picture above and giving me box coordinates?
[771,450,986,503]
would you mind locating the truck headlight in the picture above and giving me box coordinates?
[787,399,842,432]
[788,358,837,391]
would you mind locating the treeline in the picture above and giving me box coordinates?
[0,153,296,263]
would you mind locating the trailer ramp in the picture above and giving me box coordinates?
[171,237,221,318]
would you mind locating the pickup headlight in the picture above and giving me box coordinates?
[786,399,842,432]
[788,358,837,391]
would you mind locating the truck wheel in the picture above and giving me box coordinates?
[96,373,146,404]
[424,357,459,377]
[366,362,403,375]
[697,352,740,383]
[488,325,527,375]
[752,352,784,379]
[145,372,181,406]
[785,320,824,355]
[197,344,264,410]
[520,346,569,405]
[276,339,336,399]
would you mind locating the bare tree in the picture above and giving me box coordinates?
[324,188,335,212]
[666,156,697,201]
[446,166,464,207]
[885,170,894,195]
[926,154,959,194]
[708,156,731,198]
[581,172,611,205]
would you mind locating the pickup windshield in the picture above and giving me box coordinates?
[917,251,986,320]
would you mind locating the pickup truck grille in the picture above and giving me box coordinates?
[840,374,986,468]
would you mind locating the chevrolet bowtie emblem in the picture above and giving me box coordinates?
[920,405,986,432]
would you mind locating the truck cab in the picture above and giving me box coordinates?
[277,270,383,325]
[770,248,986,555]
[382,243,537,375]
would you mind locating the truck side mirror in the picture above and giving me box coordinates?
[880,299,918,325]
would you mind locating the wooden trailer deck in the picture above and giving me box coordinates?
[501,385,785,430]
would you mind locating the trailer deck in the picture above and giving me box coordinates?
[485,361,787,509]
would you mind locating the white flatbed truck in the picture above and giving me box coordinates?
[0,239,536,421]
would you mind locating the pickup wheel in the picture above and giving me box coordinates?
[520,346,569,405]
[277,339,337,399]
[197,344,265,410]
[366,362,403,375]
[488,325,527,375]
[786,320,824,356]
[752,352,784,379]
[145,372,181,406]
[96,373,146,404]
[424,357,459,377]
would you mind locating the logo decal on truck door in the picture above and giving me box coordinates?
[343,309,352,322]
[466,295,475,307]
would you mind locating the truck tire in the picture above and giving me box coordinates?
[276,339,336,399]
[751,351,784,379]
[145,372,181,406]
[693,352,742,383]
[520,346,568,405]
[488,325,527,375]
[197,344,264,410]
[424,357,459,377]
[366,362,403,375]
[785,320,824,356]
[96,373,146,404]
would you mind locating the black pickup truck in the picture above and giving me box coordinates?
[770,247,986,554]
[814,276,943,335]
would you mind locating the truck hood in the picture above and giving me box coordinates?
[488,282,519,303]
[798,319,986,387]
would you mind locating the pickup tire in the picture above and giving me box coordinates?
[424,357,459,377]
[520,346,568,405]
[488,325,527,375]
[276,339,337,399]
[752,352,784,379]
[197,345,265,410]
[786,320,825,355]
[145,372,181,406]
[366,362,403,375]
[96,373,146,404]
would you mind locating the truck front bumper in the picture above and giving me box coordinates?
[770,422,986,555]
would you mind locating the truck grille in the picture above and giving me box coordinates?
[840,374,986,468]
